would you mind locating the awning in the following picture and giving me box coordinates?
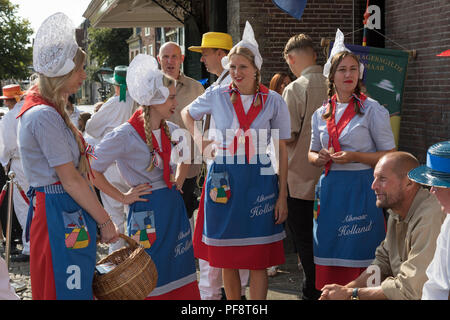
[83,0,186,28]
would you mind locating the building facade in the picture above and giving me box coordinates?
[83,0,450,160]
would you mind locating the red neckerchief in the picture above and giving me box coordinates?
[128,109,173,189]
[325,93,367,175]
[17,86,60,118]
[226,83,269,163]
[17,87,96,178]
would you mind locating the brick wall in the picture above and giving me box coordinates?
[232,0,365,84]
[231,0,450,160]
[385,0,450,161]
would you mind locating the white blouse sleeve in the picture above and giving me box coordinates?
[187,89,214,121]
[367,100,396,151]
[91,127,128,173]
[309,107,324,152]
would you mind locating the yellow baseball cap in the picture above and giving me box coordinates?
[188,32,233,53]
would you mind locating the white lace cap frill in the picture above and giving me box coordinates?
[222,21,263,70]
[33,13,78,78]
[323,28,364,79]
[126,54,169,106]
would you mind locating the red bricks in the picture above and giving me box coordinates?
[385,0,450,161]
[234,0,450,161]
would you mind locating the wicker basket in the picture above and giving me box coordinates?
[92,233,158,300]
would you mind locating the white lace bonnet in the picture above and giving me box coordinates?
[33,12,79,78]
[126,54,170,106]
[323,28,364,79]
[222,21,263,70]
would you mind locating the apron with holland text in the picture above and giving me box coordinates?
[203,155,285,246]
[128,188,197,297]
[313,169,386,267]
[202,84,285,247]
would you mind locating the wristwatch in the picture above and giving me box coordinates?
[351,288,360,300]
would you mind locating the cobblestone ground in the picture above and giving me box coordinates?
[1,242,110,300]
[2,242,302,300]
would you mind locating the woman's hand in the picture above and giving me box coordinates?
[330,151,354,164]
[202,139,219,160]
[121,184,152,204]
[274,196,288,224]
[313,147,334,166]
[98,218,120,244]
[175,176,185,194]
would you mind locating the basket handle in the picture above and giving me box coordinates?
[119,233,140,249]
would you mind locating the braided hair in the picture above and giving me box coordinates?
[141,75,175,172]
[322,51,364,121]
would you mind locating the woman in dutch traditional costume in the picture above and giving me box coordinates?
[91,54,200,300]
[182,21,291,300]
[16,13,120,300]
[308,29,396,290]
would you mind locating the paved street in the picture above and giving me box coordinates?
[1,241,303,300]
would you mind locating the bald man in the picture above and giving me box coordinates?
[320,151,446,300]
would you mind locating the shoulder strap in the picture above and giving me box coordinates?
[217,70,230,85]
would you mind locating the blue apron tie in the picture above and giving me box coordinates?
[25,186,37,242]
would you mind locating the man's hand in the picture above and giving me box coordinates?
[319,284,352,300]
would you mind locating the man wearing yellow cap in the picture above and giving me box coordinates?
[188,32,250,300]
[189,32,233,87]
[0,84,30,262]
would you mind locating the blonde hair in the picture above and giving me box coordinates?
[142,75,175,172]
[37,48,90,176]
[322,51,364,120]
[227,46,262,107]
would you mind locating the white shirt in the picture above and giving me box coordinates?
[0,101,23,166]
[91,121,180,190]
[335,102,348,123]
[422,214,450,300]
[66,106,81,128]
[310,97,396,171]
[85,92,135,144]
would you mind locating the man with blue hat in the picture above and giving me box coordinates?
[321,151,445,300]
[408,141,450,300]
[85,65,136,254]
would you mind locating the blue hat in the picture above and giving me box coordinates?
[408,141,450,188]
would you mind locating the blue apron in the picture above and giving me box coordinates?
[203,155,285,246]
[26,184,97,300]
[313,169,386,267]
[128,186,197,297]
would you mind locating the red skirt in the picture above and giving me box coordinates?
[30,191,57,300]
[315,265,366,290]
[145,281,200,300]
[193,180,285,270]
